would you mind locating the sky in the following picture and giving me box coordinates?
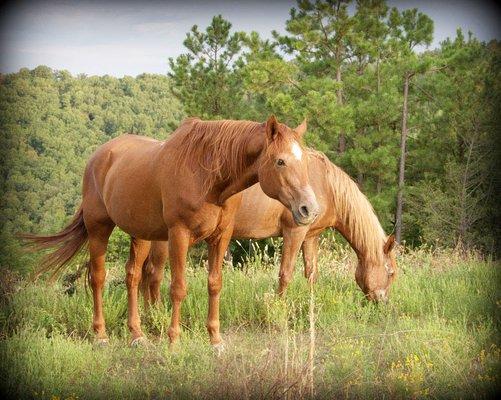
[0,0,500,77]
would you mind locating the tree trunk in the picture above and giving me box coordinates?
[357,172,364,189]
[395,74,410,243]
[336,65,346,154]
[457,136,475,248]
[376,176,382,194]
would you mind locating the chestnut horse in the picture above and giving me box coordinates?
[22,116,319,348]
[141,150,397,306]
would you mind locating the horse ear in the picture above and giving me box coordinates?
[295,118,307,137]
[265,115,280,142]
[384,235,396,254]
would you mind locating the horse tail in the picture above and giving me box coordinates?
[19,206,88,281]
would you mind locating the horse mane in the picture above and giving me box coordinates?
[311,150,386,264]
[170,118,264,194]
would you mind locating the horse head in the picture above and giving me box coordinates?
[257,115,319,226]
[355,235,397,303]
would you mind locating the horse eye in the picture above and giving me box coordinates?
[385,263,394,276]
[276,159,285,166]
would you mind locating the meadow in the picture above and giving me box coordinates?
[0,240,499,400]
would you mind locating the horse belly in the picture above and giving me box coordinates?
[232,188,283,239]
[106,195,167,240]
[233,224,282,240]
[102,159,167,240]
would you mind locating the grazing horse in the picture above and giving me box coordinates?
[141,150,397,306]
[21,116,319,347]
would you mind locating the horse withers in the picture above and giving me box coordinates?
[21,115,319,348]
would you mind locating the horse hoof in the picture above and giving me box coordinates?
[130,336,148,347]
[93,338,109,348]
[212,342,225,357]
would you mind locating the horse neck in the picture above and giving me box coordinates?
[176,121,266,203]
[326,163,385,264]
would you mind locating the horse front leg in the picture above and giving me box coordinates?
[278,227,308,296]
[302,235,320,284]
[206,231,232,349]
[125,238,151,345]
[167,226,190,345]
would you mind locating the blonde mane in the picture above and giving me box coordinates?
[170,118,264,194]
[310,151,387,264]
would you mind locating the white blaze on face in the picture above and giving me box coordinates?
[291,141,303,160]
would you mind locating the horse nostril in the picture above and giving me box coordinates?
[299,205,309,217]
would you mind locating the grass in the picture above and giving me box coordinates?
[0,243,500,399]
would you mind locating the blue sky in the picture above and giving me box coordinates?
[1,0,499,77]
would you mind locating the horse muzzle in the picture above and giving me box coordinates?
[292,201,320,226]
[367,289,388,303]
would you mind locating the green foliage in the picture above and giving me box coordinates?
[174,1,498,253]
[405,33,500,250]
[168,15,245,119]
[1,1,499,278]
[0,69,183,271]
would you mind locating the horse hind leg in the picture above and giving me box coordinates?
[140,241,169,309]
[86,220,115,345]
[149,241,169,306]
[125,237,151,345]
[139,255,153,309]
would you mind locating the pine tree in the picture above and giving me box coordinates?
[168,15,245,119]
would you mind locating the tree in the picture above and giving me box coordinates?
[168,15,245,119]
[342,0,399,225]
[408,32,500,251]
[273,0,355,154]
[387,7,433,242]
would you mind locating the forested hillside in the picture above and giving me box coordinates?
[0,68,184,270]
[1,1,500,273]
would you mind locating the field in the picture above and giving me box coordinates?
[0,242,500,399]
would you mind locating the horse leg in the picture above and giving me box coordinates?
[139,254,153,309]
[87,221,114,344]
[167,226,190,345]
[125,238,151,344]
[206,232,232,347]
[278,228,308,296]
[302,235,320,284]
[149,241,169,306]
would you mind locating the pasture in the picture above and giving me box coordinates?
[1,241,499,399]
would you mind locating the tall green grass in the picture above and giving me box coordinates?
[0,245,500,399]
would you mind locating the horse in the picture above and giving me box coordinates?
[141,150,397,307]
[21,115,320,348]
